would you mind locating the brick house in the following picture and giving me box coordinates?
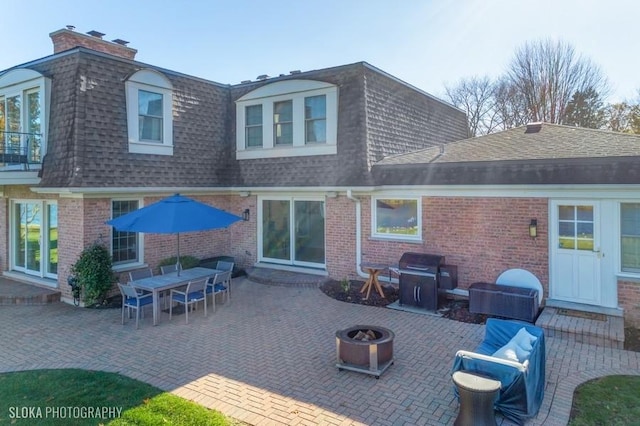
[2,28,640,327]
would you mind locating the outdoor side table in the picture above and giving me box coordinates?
[452,371,501,426]
[359,262,388,300]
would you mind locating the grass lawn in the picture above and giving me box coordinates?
[0,369,239,425]
[569,375,640,425]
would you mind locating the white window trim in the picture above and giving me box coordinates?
[0,69,50,170]
[110,198,145,268]
[236,80,338,159]
[371,196,423,242]
[125,69,173,156]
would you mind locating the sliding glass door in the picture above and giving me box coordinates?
[12,200,58,282]
[260,197,325,267]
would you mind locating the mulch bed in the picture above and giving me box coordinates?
[320,279,640,352]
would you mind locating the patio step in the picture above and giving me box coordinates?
[535,307,625,349]
[246,266,330,288]
[0,279,61,305]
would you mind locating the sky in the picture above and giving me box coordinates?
[2,0,638,103]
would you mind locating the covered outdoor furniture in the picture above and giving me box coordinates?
[170,278,208,324]
[118,283,153,329]
[452,318,546,425]
[206,270,231,312]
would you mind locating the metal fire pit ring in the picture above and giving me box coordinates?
[335,325,394,379]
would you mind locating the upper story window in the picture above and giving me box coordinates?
[305,95,326,143]
[125,69,173,156]
[0,69,50,170]
[372,197,422,241]
[236,79,338,159]
[245,104,263,147]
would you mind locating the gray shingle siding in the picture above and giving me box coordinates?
[363,65,469,168]
[21,53,469,189]
[34,50,231,188]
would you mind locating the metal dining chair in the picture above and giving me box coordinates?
[160,264,182,275]
[118,283,153,329]
[215,261,234,300]
[169,278,208,324]
[206,270,231,312]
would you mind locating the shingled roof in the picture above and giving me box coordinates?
[372,123,640,186]
[377,123,640,165]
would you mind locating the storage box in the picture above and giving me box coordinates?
[469,282,539,323]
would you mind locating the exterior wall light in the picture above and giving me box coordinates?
[529,219,538,239]
[243,209,250,221]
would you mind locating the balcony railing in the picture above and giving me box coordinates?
[0,132,42,170]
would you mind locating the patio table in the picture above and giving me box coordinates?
[359,262,389,300]
[130,267,220,325]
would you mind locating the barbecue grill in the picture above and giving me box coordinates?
[397,252,446,311]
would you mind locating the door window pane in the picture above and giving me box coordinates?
[47,204,58,275]
[262,200,291,260]
[558,205,594,251]
[27,90,41,162]
[294,201,325,263]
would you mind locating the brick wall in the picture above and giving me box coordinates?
[347,196,549,296]
[618,280,640,327]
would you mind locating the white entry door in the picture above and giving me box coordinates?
[550,201,601,305]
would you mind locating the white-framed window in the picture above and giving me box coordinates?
[0,69,50,169]
[111,199,142,266]
[236,79,338,159]
[125,69,173,155]
[245,104,263,148]
[305,95,326,143]
[621,203,640,273]
[372,197,421,241]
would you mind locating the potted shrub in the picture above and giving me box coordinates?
[70,242,116,306]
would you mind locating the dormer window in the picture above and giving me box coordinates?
[236,79,338,159]
[125,69,173,155]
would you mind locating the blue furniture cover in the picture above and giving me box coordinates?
[452,318,546,424]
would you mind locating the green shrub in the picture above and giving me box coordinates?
[70,243,115,305]
[158,255,200,270]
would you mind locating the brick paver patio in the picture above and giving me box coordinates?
[1,277,639,425]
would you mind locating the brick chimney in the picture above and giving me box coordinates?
[49,27,137,60]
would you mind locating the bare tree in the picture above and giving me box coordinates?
[506,39,609,124]
[604,102,640,134]
[492,77,530,131]
[444,76,500,136]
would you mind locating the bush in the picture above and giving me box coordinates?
[70,243,116,305]
[158,255,200,270]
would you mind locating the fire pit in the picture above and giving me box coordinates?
[335,325,394,378]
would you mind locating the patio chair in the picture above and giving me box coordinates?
[118,283,153,329]
[160,264,182,275]
[128,268,153,294]
[216,261,234,299]
[206,270,231,312]
[169,278,208,324]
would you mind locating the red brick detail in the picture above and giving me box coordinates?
[338,196,549,297]
[50,29,137,60]
[618,280,640,327]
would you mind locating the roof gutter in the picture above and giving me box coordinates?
[346,189,369,280]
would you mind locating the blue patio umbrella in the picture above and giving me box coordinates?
[106,194,242,275]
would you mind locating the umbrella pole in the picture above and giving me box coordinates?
[176,233,181,276]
